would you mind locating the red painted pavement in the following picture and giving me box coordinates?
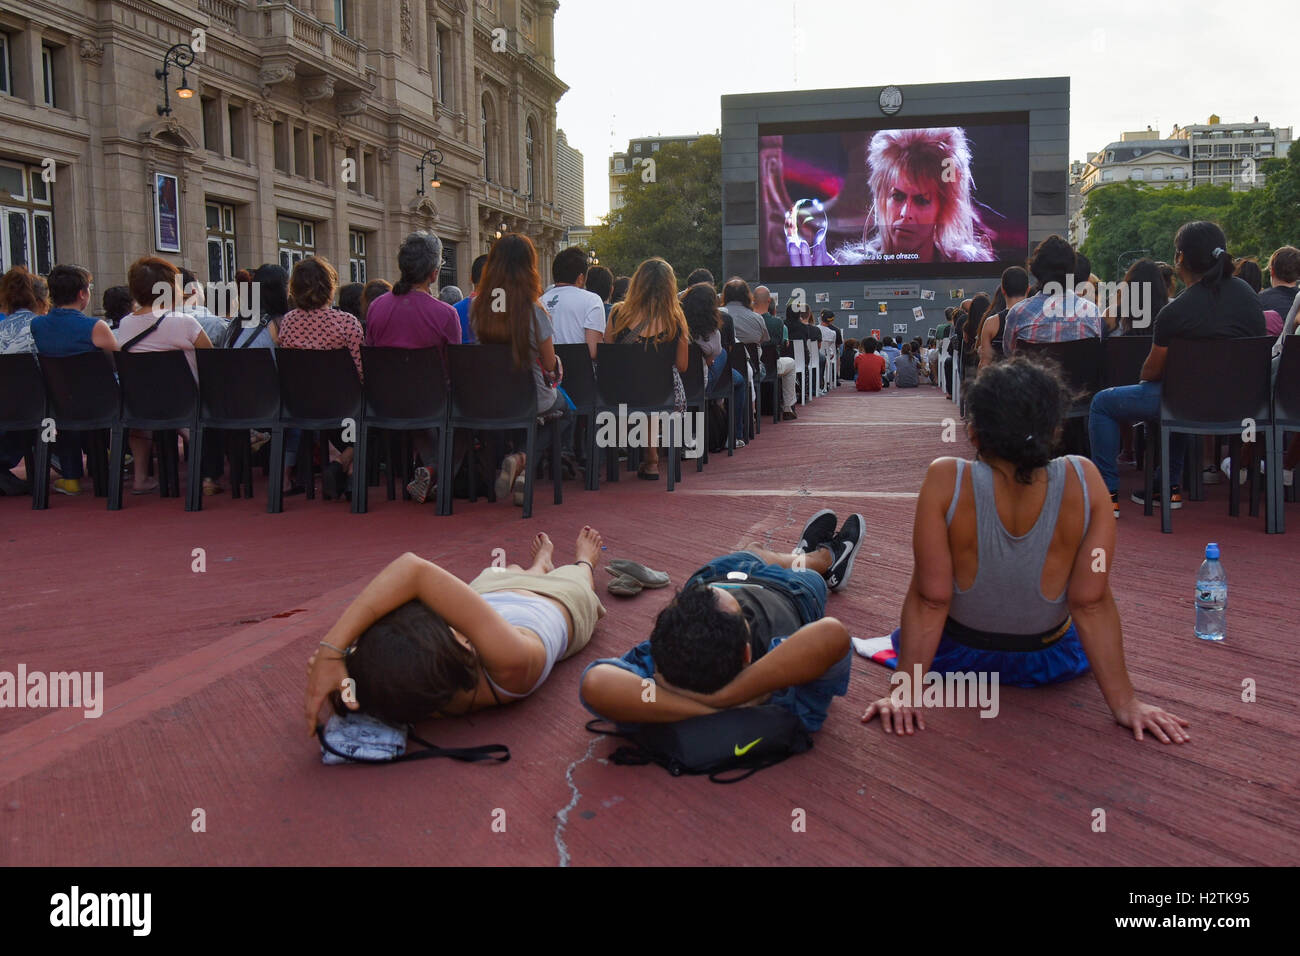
[1,385,1297,865]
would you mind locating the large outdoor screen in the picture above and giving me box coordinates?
[758,113,1030,281]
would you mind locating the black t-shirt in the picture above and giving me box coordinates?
[708,580,806,663]
[987,308,1008,356]
[1259,285,1298,321]
[1152,277,1266,346]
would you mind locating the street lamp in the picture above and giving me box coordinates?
[1117,248,1150,278]
[156,42,197,116]
[417,148,444,195]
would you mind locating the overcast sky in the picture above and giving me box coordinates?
[553,0,1298,224]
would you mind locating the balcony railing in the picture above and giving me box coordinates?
[258,1,368,85]
[198,0,240,30]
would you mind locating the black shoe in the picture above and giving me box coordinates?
[322,461,346,500]
[795,508,838,555]
[782,409,797,421]
[0,470,30,496]
[825,514,864,591]
[1131,485,1182,509]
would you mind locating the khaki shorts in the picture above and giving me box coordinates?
[467,565,606,659]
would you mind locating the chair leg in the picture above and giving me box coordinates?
[298,432,314,500]
[436,426,452,516]
[268,427,284,514]
[552,422,563,506]
[107,426,125,511]
[585,411,600,491]
[352,423,369,515]
[1228,436,1241,518]
[1161,426,1173,534]
[187,424,204,512]
[666,417,677,493]
[1269,429,1284,533]
[522,424,536,519]
[32,432,50,510]
[384,430,397,501]
[726,392,735,457]
[1143,424,1155,517]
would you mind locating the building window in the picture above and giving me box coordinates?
[633,143,641,154]
[435,26,450,105]
[206,201,237,283]
[525,119,535,198]
[278,216,315,272]
[334,0,349,35]
[1171,167,1187,180]
[40,46,55,108]
[228,104,246,159]
[613,158,624,173]
[651,142,660,152]
[440,239,457,289]
[348,229,368,283]
[362,150,377,197]
[293,126,308,177]
[1101,170,1114,182]
[1130,168,1144,181]
[482,97,494,182]
[201,95,221,152]
[522,11,535,41]
[0,34,12,96]
[345,146,359,193]
[0,160,56,276]
[273,121,289,172]
[313,132,327,182]
[1151,167,1164,180]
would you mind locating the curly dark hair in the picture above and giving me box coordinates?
[649,585,750,694]
[681,282,722,342]
[340,600,479,725]
[965,356,1069,484]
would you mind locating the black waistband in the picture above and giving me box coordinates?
[944,614,1072,652]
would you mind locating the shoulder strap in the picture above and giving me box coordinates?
[1066,455,1091,537]
[121,313,167,352]
[946,459,966,526]
[236,317,272,348]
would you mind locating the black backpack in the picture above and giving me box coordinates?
[587,704,812,783]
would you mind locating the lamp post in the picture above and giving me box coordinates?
[1117,248,1150,279]
[156,42,197,116]
[417,148,444,196]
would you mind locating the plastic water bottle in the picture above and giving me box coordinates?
[1194,543,1227,641]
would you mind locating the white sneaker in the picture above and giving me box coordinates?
[1285,469,1295,488]
[1220,457,1247,486]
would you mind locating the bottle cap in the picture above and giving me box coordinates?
[1205,542,1220,560]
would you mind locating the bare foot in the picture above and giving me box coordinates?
[528,532,555,574]
[575,525,603,567]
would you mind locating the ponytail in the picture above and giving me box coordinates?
[392,280,414,296]
[1201,246,1235,291]
[1174,221,1234,294]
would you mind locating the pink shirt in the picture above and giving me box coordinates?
[364,291,462,358]
[279,306,364,381]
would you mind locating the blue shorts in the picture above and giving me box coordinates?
[885,624,1091,688]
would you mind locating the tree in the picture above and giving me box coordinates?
[591,136,721,285]
[1081,182,1233,280]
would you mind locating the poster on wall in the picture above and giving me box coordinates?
[877,302,888,314]
[920,289,936,301]
[897,322,912,334]
[870,328,882,340]
[911,307,924,321]
[815,292,829,303]
[847,314,859,329]
[154,172,181,254]
[839,299,854,310]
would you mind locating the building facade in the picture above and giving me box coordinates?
[553,126,582,239]
[1171,116,1293,190]
[0,0,568,305]
[607,133,699,213]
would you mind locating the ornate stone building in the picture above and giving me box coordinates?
[0,0,568,299]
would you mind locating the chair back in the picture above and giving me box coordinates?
[681,343,707,402]
[1271,334,1300,426]
[276,348,362,427]
[0,353,47,428]
[360,346,447,425]
[446,343,538,422]
[1018,337,1105,403]
[39,351,120,429]
[115,349,198,429]
[1162,336,1273,425]
[595,342,676,408]
[554,343,599,411]
[196,347,280,426]
[1102,334,1153,389]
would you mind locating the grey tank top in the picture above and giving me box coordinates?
[946,456,1090,635]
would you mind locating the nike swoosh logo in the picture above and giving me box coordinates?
[734,737,763,757]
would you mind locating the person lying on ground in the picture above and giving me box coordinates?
[305,528,606,733]
[579,511,864,731]
[860,358,1190,744]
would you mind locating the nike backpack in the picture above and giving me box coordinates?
[587,705,813,783]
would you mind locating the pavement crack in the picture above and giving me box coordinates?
[554,736,599,868]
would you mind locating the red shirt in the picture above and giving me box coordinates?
[855,351,885,391]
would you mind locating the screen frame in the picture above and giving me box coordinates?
[757,110,1031,283]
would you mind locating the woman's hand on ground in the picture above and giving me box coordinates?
[305,650,354,737]
[861,696,926,735]
[1112,698,1190,744]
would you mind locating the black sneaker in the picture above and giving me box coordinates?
[0,469,30,496]
[825,513,865,591]
[795,508,838,555]
[1131,485,1183,509]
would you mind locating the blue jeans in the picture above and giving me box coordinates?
[1088,382,1185,493]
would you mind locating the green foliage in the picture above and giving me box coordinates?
[1081,141,1300,280]
[590,136,721,286]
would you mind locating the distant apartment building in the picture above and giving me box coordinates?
[554,128,584,239]
[1172,115,1293,189]
[607,133,699,212]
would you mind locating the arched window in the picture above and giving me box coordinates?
[481,96,493,182]
[525,119,536,198]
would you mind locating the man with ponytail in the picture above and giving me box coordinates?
[1088,221,1265,516]
[365,230,462,358]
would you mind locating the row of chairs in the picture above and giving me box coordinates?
[1013,335,1300,534]
[0,338,817,519]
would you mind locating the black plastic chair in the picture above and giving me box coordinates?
[596,342,683,492]
[1270,335,1300,529]
[555,344,601,491]
[195,348,284,513]
[38,351,119,504]
[275,348,363,509]
[1018,337,1105,418]
[1151,337,1276,533]
[444,344,561,518]
[729,343,755,442]
[354,347,449,515]
[758,341,782,427]
[109,350,199,510]
[1103,335,1153,389]
[0,353,49,509]
[680,344,715,471]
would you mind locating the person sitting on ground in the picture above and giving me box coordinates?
[1002,235,1103,352]
[585,265,614,320]
[454,254,488,344]
[1088,221,1265,516]
[605,257,692,480]
[894,342,921,388]
[683,282,746,447]
[29,264,119,496]
[116,257,214,495]
[305,527,607,734]
[366,231,463,504]
[861,358,1190,744]
[543,245,606,359]
[839,338,860,382]
[579,511,863,730]
[279,256,364,500]
[855,337,887,392]
[1259,245,1299,337]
